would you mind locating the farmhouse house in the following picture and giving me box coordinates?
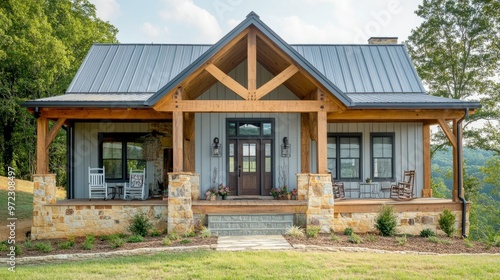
[24,12,480,239]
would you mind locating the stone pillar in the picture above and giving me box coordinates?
[32,174,57,239]
[297,173,334,233]
[190,173,200,201]
[167,172,194,234]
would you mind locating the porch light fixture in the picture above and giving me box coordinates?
[211,137,222,157]
[281,137,291,157]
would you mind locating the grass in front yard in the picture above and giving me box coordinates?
[3,251,500,279]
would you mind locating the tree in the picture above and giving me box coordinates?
[0,0,118,182]
[406,0,500,152]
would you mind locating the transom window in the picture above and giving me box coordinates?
[227,120,273,137]
[327,134,361,180]
[99,133,146,181]
[371,133,394,179]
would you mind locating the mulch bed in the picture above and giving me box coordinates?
[14,233,500,258]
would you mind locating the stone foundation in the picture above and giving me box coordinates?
[297,173,334,233]
[167,172,195,234]
[333,209,467,237]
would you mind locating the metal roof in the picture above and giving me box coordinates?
[348,93,481,109]
[23,93,153,108]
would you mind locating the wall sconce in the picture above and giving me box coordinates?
[211,137,222,157]
[281,137,291,157]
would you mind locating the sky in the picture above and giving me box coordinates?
[88,0,424,44]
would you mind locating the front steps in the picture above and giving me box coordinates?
[208,214,294,236]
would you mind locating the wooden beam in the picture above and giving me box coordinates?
[36,117,48,174]
[316,111,328,174]
[183,112,195,172]
[247,28,257,94]
[301,113,311,173]
[42,108,172,120]
[452,120,460,202]
[205,63,248,100]
[309,112,318,142]
[329,109,465,121]
[422,123,432,197]
[255,65,299,100]
[172,111,183,172]
[437,119,458,149]
[157,100,334,113]
[45,118,66,149]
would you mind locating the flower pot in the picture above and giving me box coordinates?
[286,194,291,200]
[210,195,216,201]
[221,194,227,200]
[162,196,168,201]
[291,195,297,200]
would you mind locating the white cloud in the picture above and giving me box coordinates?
[142,22,161,40]
[226,18,240,29]
[278,16,339,43]
[159,0,222,42]
[88,0,120,21]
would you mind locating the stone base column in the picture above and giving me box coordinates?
[32,174,57,239]
[422,188,433,197]
[190,173,200,200]
[297,173,334,233]
[167,172,194,234]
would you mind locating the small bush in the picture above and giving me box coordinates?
[108,236,125,248]
[180,239,191,244]
[200,228,212,238]
[286,226,305,238]
[23,239,33,249]
[14,245,22,256]
[396,235,407,246]
[375,205,397,237]
[162,236,172,246]
[0,242,8,251]
[150,229,161,237]
[127,235,144,243]
[35,242,53,253]
[168,232,179,241]
[419,228,436,238]
[343,227,353,236]
[464,238,474,248]
[330,234,339,242]
[365,234,378,243]
[82,234,95,250]
[129,212,153,237]
[306,226,320,238]
[438,209,456,237]
[348,233,363,244]
[184,231,196,238]
[58,241,74,250]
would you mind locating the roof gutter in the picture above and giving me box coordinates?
[457,108,469,238]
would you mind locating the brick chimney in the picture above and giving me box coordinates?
[368,37,398,44]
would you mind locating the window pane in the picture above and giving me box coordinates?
[228,122,236,136]
[327,138,336,158]
[249,156,257,172]
[103,142,121,159]
[229,157,235,172]
[229,143,234,156]
[327,159,336,178]
[127,142,143,160]
[372,136,393,179]
[239,123,260,136]
[127,160,146,174]
[263,123,272,136]
[340,158,360,178]
[249,143,256,156]
[265,157,271,172]
[103,159,122,179]
[243,144,249,156]
[374,158,392,178]
[243,157,249,172]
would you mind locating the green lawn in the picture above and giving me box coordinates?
[3,251,500,279]
[0,190,33,220]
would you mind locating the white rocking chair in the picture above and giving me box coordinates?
[124,168,146,200]
[88,167,108,200]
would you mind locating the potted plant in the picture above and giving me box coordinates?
[217,183,230,200]
[366,177,372,183]
[291,188,298,200]
[205,189,217,201]
[270,188,281,199]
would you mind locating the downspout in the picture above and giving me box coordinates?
[457,108,469,238]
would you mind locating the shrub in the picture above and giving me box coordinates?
[464,238,474,248]
[306,226,320,238]
[438,209,456,237]
[58,241,74,250]
[127,235,144,243]
[419,228,436,238]
[128,212,153,237]
[200,228,212,238]
[162,236,172,246]
[23,239,33,249]
[285,226,305,238]
[108,236,125,248]
[82,234,95,250]
[343,227,353,236]
[365,234,378,243]
[35,242,53,253]
[427,236,451,245]
[396,235,407,246]
[330,234,339,242]
[184,231,196,238]
[375,205,397,237]
[0,242,8,251]
[168,232,179,241]
[14,245,22,256]
[180,239,191,244]
[150,229,161,237]
[348,233,363,244]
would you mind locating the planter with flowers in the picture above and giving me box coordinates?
[217,184,230,200]
[205,188,217,201]
[291,188,298,200]
[270,188,281,199]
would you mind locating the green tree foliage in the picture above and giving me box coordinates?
[0,0,117,184]
[406,0,500,152]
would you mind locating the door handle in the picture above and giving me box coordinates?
[238,166,241,177]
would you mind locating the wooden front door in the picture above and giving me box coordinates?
[238,140,260,195]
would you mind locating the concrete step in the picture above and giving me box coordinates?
[208,214,293,236]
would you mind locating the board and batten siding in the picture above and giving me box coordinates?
[322,122,424,197]
[73,122,154,199]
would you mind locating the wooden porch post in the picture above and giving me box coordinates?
[452,120,460,202]
[316,111,328,174]
[36,117,48,174]
[173,111,184,172]
[301,113,311,173]
[183,112,195,172]
[422,123,433,197]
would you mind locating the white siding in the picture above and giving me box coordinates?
[73,122,152,198]
[323,122,424,197]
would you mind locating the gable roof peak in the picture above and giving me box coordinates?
[246,11,260,19]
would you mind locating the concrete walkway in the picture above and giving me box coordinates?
[216,235,293,251]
